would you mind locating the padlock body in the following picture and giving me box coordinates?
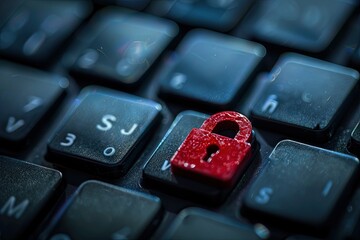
[170,128,251,186]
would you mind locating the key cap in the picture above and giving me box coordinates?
[69,7,178,87]
[162,208,261,240]
[143,111,218,201]
[47,180,162,240]
[251,53,359,142]
[148,0,253,31]
[0,61,67,147]
[159,29,265,109]
[142,111,257,204]
[0,0,91,66]
[0,156,63,239]
[243,0,356,52]
[47,87,162,177]
[242,140,359,233]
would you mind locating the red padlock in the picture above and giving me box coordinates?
[170,111,253,187]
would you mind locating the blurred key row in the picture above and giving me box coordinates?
[0,155,265,239]
[1,50,359,149]
[0,0,358,67]
[1,137,359,238]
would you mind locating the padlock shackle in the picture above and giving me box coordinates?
[200,111,252,143]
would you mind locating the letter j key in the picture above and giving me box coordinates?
[47,87,162,177]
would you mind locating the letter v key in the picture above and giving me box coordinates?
[161,160,171,171]
[6,117,25,133]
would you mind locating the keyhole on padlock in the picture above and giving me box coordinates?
[203,144,220,162]
[212,120,239,139]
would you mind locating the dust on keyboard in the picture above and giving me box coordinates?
[0,0,360,239]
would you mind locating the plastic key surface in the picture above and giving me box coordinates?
[148,0,253,31]
[0,0,91,66]
[243,0,356,52]
[47,180,162,240]
[0,61,67,147]
[242,140,359,233]
[47,87,162,177]
[159,29,266,109]
[162,208,261,240]
[251,53,359,142]
[69,7,178,87]
[143,111,228,203]
[0,156,63,240]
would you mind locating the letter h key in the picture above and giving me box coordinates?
[170,111,253,187]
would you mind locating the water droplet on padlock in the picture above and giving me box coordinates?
[170,111,254,187]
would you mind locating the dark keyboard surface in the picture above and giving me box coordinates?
[0,0,360,239]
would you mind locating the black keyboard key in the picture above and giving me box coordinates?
[0,61,67,146]
[251,53,359,142]
[0,156,63,239]
[69,7,178,87]
[0,0,91,65]
[47,180,162,240]
[243,0,356,52]
[143,111,257,204]
[143,111,217,201]
[148,0,253,31]
[47,87,162,177]
[159,29,265,108]
[242,140,359,232]
[162,208,261,240]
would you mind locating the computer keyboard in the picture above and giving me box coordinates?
[0,0,360,239]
